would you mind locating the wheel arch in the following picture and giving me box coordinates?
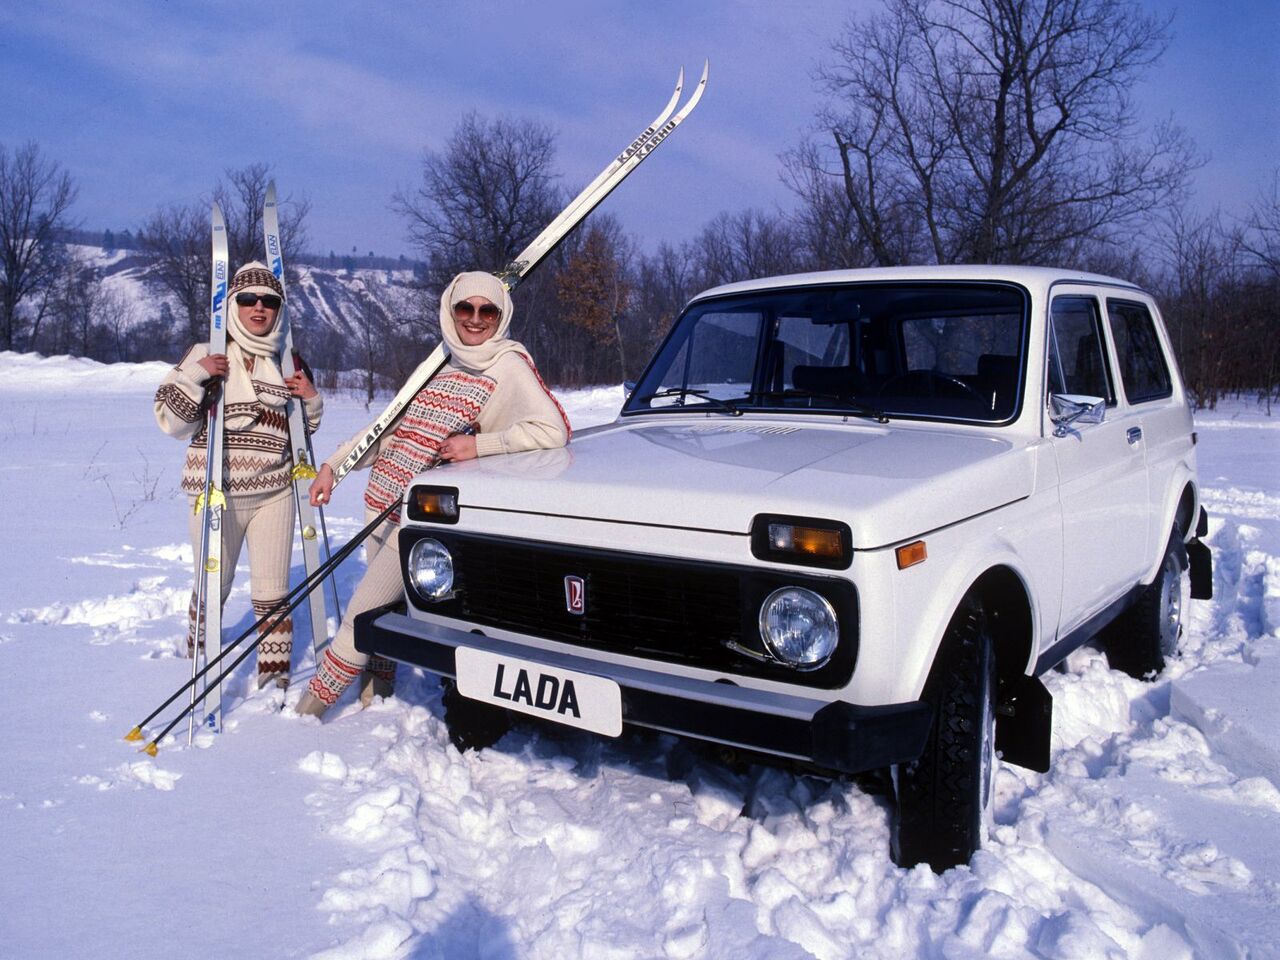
[1144,474,1198,584]
[1173,481,1198,541]
[913,563,1036,697]
[967,566,1035,686]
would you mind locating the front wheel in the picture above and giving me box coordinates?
[892,598,997,872]
[1104,531,1190,679]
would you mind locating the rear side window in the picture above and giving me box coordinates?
[1048,296,1115,403]
[1106,300,1172,403]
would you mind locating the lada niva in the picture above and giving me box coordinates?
[355,265,1212,870]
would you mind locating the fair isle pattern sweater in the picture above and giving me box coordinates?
[155,343,323,496]
[363,370,496,521]
[326,351,572,519]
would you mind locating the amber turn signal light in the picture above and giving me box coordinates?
[406,486,460,524]
[896,540,927,569]
[772,523,843,558]
[751,515,852,569]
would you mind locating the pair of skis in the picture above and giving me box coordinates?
[187,208,230,738]
[332,61,708,485]
[184,193,339,738]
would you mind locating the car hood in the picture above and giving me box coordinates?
[440,416,1035,549]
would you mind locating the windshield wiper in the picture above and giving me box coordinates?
[635,387,744,416]
[752,389,889,423]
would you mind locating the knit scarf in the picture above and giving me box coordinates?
[224,302,288,431]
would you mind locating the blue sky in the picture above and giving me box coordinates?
[2,0,1276,259]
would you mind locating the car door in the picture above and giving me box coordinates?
[1104,296,1193,553]
[1046,288,1151,634]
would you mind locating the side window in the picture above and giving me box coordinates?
[1048,296,1115,403]
[1106,299,1172,403]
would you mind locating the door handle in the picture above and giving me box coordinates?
[1127,426,1143,445]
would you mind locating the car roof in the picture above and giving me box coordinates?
[692,264,1146,302]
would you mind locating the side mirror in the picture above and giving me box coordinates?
[623,380,637,396]
[1050,394,1106,437]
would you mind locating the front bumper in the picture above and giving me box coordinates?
[356,605,933,774]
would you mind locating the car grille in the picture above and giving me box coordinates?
[401,530,857,688]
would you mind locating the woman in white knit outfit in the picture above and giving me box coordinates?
[296,270,570,719]
[154,262,323,690]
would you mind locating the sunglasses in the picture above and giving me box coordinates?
[235,292,282,310]
[453,301,501,322]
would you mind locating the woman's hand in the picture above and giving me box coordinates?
[197,353,229,379]
[286,369,318,399]
[437,434,478,463]
[309,464,335,506]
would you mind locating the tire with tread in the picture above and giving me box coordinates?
[1104,529,1189,680]
[892,597,997,872]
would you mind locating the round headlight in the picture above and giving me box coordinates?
[758,587,839,669]
[407,538,454,600]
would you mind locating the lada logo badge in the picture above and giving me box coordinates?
[564,575,585,616]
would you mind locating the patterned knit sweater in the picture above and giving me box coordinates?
[363,370,496,520]
[155,343,324,496]
[327,351,570,520]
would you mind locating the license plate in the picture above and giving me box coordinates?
[454,647,623,737]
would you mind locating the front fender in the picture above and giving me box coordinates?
[850,495,1055,704]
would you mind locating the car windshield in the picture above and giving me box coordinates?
[624,282,1028,424]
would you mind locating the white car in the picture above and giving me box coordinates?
[356,265,1213,871]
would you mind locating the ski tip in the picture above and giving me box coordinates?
[142,741,159,757]
[699,59,710,83]
[124,726,143,742]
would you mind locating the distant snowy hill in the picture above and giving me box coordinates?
[75,241,422,354]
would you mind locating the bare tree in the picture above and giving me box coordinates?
[782,141,882,269]
[0,141,78,349]
[693,209,807,287]
[393,112,562,290]
[136,202,207,342]
[634,240,698,360]
[215,163,311,270]
[1241,170,1280,279]
[785,0,1199,266]
[137,164,310,346]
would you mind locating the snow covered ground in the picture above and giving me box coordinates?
[0,350,1277,960]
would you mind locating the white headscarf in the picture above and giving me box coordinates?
[438,271,528,373]
[224,262,289,429]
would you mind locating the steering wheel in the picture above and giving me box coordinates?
[877,369,986,404]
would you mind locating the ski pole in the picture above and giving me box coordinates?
[126,498,398,751]
[306,430,344,625]
[317,498,343,623]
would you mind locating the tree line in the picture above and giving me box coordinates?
[1,0,1276,408]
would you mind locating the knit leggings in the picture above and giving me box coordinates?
[307,509,402,706]
[187,486,297,688]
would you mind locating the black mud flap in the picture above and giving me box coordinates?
[1188,507,1213,600]
[995,675,1052,773]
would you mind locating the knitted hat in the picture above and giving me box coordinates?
[229,262,285,301]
